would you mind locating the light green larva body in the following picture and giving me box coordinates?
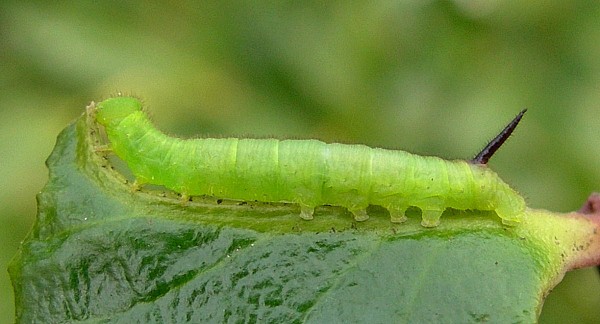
[95,97,526,227]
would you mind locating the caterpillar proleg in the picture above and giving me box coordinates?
[95,97,527,227]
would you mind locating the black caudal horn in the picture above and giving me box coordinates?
[471,109,527,164]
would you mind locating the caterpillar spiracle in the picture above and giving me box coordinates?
[95,97,527,227]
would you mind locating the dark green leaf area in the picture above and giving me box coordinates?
[14,218,259,323]
[14,218,376,323]
[15,218,539,323]
[306,233,538,323]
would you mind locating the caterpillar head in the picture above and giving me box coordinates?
[96,97,143,126]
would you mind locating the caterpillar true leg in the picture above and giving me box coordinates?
[131,180,143,192]
[350,209,369,222]
[299,205,315,220]
[94,144,112,153]
[180,193,190,204]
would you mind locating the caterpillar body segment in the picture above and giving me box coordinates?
[95,97,526,227]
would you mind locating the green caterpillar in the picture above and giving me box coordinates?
[95,96,526,227]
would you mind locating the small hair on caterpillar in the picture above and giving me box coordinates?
[94,96,527,227]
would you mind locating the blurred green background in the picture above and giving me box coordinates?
[2,1,600,323]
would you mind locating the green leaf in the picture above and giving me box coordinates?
[9,109,600,323]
